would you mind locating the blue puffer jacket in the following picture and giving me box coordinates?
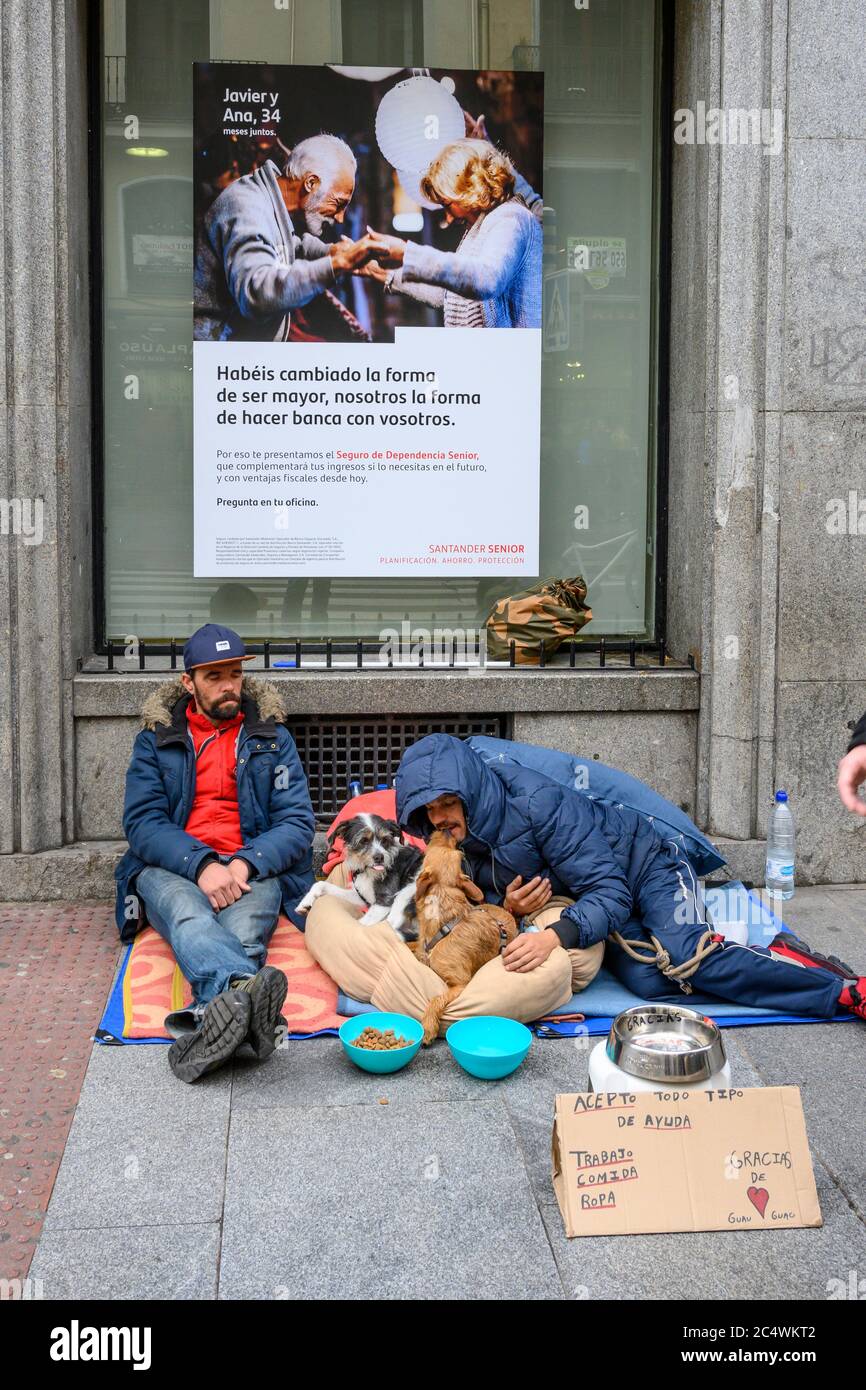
[396,735,668,950]
[114,677,315,941]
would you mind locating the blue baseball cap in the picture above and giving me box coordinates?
[183,623,252,672]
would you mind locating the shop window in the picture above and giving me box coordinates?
[96,0,666,643]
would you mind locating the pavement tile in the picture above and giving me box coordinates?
[29,1222,220,1300]
[41,1046,231,1231]
[752,887,866,970]
[219,1098,564,1300]
[0,903,119,1282]
[70,1039,231,1118]
[813,888,866,950]
[539,1158,865,1301]
[230,1034,486,1110]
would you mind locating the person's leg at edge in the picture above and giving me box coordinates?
[610,844,862,1019]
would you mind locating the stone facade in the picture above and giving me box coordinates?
[0,0,863,896]
[667,0,866,882]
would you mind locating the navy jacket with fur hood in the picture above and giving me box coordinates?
[114,677,314,940]
[396,735,669,950]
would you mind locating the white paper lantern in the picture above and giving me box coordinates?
[328,66,404,82]
[375,76,464,174]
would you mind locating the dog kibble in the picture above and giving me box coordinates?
[353,1026,410,1051]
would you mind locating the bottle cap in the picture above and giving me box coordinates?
[774,790,788,802]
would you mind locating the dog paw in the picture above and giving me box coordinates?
[296,883,325,915]
[362,904,390,925]
[422,1025,438,1046]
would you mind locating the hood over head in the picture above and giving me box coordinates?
[395,734,506,847]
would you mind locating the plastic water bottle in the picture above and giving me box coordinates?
[765,791,795,899]
[348,779,363,798]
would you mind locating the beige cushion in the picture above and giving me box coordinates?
[529,903,606,993]
[304,892,574,1036]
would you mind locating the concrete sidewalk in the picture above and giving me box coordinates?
[13,888,866,1301]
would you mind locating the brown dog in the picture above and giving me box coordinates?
[412,831,518,1044]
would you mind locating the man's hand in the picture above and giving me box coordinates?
[502,927,560,973]
[228,858,253,890]
[352,257,390,283]
[197,860,250,911]
[328,233,380,275]
[838,746,866,816]
[502,874,552,918]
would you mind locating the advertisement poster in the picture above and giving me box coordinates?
[192,62,543,577]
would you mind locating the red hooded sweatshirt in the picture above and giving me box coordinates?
[184,702,245,854]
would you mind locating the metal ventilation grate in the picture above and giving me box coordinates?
[286,715,509,822]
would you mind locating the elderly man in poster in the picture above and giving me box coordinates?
[194,134,376,342]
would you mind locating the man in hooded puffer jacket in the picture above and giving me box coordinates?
[115,624,315,1081]
[394,735,866,1021]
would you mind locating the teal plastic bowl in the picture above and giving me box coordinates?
[338,1012,424,1074]
[445,1016,533,1079]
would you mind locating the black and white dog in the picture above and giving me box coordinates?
[296,814,422,940]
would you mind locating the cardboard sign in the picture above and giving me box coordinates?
[552,1086,821,1238]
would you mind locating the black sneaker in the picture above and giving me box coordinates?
[231,966,289,1061]
[168,989,251,1083]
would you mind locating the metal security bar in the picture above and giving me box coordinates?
[96,637,688,672]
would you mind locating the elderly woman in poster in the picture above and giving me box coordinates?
[362,138,543,329]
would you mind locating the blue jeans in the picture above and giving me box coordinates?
[137,864,283,1020]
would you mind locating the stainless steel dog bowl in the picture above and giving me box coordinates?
[606,1004,726,1083]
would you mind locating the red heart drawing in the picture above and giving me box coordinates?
[747,1185,769,1218]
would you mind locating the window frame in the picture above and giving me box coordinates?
[87,0,675,654]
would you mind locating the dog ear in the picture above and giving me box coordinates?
[414,868,432,897]
[328,816,356,849]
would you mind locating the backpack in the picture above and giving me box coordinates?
[484,576,591,664]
